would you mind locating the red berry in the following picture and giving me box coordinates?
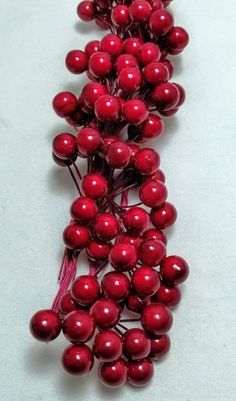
[101,34,123,57]
[89,51,112,78]
[138,42,161,65]
[153,82,180,111]
[139,179,168,208]
[63,224,90,250]
[149,9,174,35]
[151,0,164,11]
[149,334,171,360]
[127,358,154,386]
[106,141,131,168]
[95,95,120,122]
[152,284,181,308]
[115,54,138,73]
[132,266,160,297]
[129,0,152,23]
[123,99,148,125]
[98,358,127,387]
[151,202,177,229]
[123,328,151,360]
[143,62,169,85]
[173,83,186,107]
[141,303,173,335]
[71,275,100,306]
[125,292,147,313]
[118,233,142,250]
[138,239,166,266]
[77,1,96,22]
[123,207,149,235]
[90,298,121,329]
[111,5,130,27]
[101,135,117,153]
[70,196,97,225]
[30,309,61,342]
[160,255,189,285]
[59,292,79,315]
[62,310,95,343]
[139,114,164,142]
[84,40,100,57]
[82,173,108,199]
[82,82,107,109]
[165,26,189,53]
[135,148,160,175]
[102,271,130,301]
[62,344,94,375]
[52,133,77,160]
[87,240,111,261]
[93,213,119,241]
[161,58,174,79]
[142,227,167,245]
[65,50,88,74]
[109,243,138,271]
[123,37,143,56]
[52,92,77,117]
[77,127,101,156]
[148,169,166,183]
[118,67,142,93]
[93,330,122,362]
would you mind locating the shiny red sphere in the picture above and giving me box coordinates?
[70,196,97,224]
[151,202,177,229]
[71,275,100,306]
[63,224,90,250]
[52,133,77,160]
[115,54,138,73]
[76,127,101,156]
[52,92,77,117]
[142,227,167,245]
[84,40,100,57]
[100,34,123,57]
[77,1,96,21]
[123,328,151,360]
[106,141,131,168]
[127,358,154,386]
[118,67,142,93]
[109,243,137,271]
[141,303,173,335]
[65,50,88,74]
[30,309,61,342]
[129,0,152,23]
[149,334,171,360]
[59,292,79,315]
[138,239,166,266]
[90,298,121,329]
[111,5,130,27]
[95,95,120,122]
[160,255,189,285]
[93,330,123,362]
[62,310,95,343]
[62,344,94,375]
[123,99,148,125]
[161,58,174,79]
[123,207,149,235]
[123,37,143,56]
[138,114,164,142]
[173,83,186,107]
[153,82,180,111]
[132,266,160,297]
[82,82,108,109]
[149,9,174,35]
[87,240,111,261]
[152,284,181,308]
[138,42,161,65]
[143,62,169,85]
[139,178,168,208]
[166,26,189,53]
[82,173,108,199]
[148,169,166,183]
[89,51,112,78]
[98,358,127,387]
[102,271,130,302]
[93,213,119,241]
[135,148,160,175]
[125,291,147,313]
[118,233,142,250]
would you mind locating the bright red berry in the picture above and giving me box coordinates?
[123,207,149,235]
[70,196,97,225]
[76,127,101,156]
[52,92,77,117]
[149,334,171,360]
[118,233,142,250]
[30,309,61,342]
[160,255,189,285]
[62,344,94,375]
[62,310,95,343]
[139,114,164,142]
[165,26,189,54]
[59,292,79,315]
[149,9,174,35]
[101,271,130,302]
[87,240,111,261]
[93,330,123,362]
[109,243,138,271]
[132,266,160,297]
[63,224,90,250]
[123,328,151,360]
[142,227,167,245]
[127,358,154,386]
[151,202,177,229]
[89,51,112,78]
[82,173,108,199]
[93,213,119,241]
[82,82,108,109]
[52,133,77,160]
[138,42,161,65]
[139,178,168,208]
[125,291,147,313]
[111,5,130,27]
[152,284,181,308]
[98,358,127,387]
[90,298,121,329]
[129,0,152,23]
[71,275,100,306]
[106,140,131,168]
[135,148,160,175]
[65,50,88,74]
[143,62,169,85]
[153,82,180,111]
[118,67,142,93]
[100,34,123,57]
[84,40,100,57]
[138,239,166,266]
[141,303,173,335]
[123,37,143,56]
[123,99,148,125]
[95,95,120,122]
[77,1,96,21]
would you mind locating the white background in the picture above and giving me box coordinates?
[0,0,236,400]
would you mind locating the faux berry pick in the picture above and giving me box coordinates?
[30,0,190,388]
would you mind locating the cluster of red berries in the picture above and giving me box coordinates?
[30,0,189,389]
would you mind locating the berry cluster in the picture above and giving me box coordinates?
[30,0,189,389]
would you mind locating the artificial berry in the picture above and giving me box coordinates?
[141,303,173,335]
[151,202,177,229]
[149,9,173,35]
[123,99,148,125]
[59,292,79,315]
[93,213,119,241]
[101,271,130,302]
[100,34,123,57]
[52,92,77,117]
[151,0,164,11]
[52,133,77,160]
[101,135,117,153]
[165,26,189,53]
[98,358,127,387]
[109,243,137,271]
[90,298,121,329]
[70,196,97,225]
[71,275,100,306]
[143,62,169,85]
[93,330,123,362]
[123,37,143,56]
[127,358,154,386]
[62,344,94,375]
[115,54,138,73]
[160,255,189,285]
[123,207,149,235]
[125,291,147,313]
[87,240,111,261]
[139,178,168,208]
[82,82,108,108]
[139,114,164,142]
[106,140,131,168]
[142,227,167,245]
[84,40,100,57]
[63,224,90,250]
[95,95,120,121]
[89,51,112,78]
[30,309,61,342]
[82,173,108,199]
[118,67,142,93]
[138,239,166,266]
[161,58,174,79]
[76,127,101,156]
[123,328,151,360]
[65,50,88,74]
[138,42,161,65]
[118,233,142,250]
[62,310,95,343]
[135,148,160,175]
[153,82,180,111]
[149,334,171,360]
[132,266,160,297]
[152,284,181,308]
[173,83,186,107]
[77,1,96,21]
[149,168,166,183]
[129,0,152,23]
[111,5,130,27]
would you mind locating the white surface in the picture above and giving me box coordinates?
[0,1,236,400]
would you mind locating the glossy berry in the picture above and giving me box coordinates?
[151,202,177,229]
[98,358,127,387]
[82,173,108,199]
[139,114,164,142]
[52,92,77,117]
[149,334,171,360]
[135,148,160,175]
[138,42,161,65]
[153,82,180,111]
[93,213,119,241]
[63,224,90,250]
[123,37,143,56]
[123,328,151,360]
[52,133,77,160]
[102,271,130,302]
[151,0,164,11]
[89,51,112,78]
[123,207,149,235]
[165,26,189,53]
[30,309,61,342]
[132,266,160,297]
[106,141,131,168]
[139,179,168,208]
[100,34,123,57]
[160,255,189,285]
[85,40,100,57]
[118,233,142,250]
[152,284,181,308]
[62,344,94,376]
[62,310,95,343]
[127,358,154,386]
[115,54,138,74]
[118,67,142,93]
[161,58,174,79]
[93,330,122,362]
[71,275,100,306]
[148,168,166,183]
[125,291,147,313]
[82,82,107,109]
[141,303,173,335]
[142,228,167,245]
[87,240,111,261]
[138,239,166,266]
[76,127,101,156]
[173,83,186,107]
[95,95,120,122]
[143,62,169,85]
[129,0,152,23]
[70,196,97,225]
[123,99,148,125]
[65,50,88,74]
[59,292,79,315]
[77,1,96,21]
[109,243,138,271]
[101,135,117,153]
[149,9,174,35]
[111,5,130,27]
[90,298,121,329]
